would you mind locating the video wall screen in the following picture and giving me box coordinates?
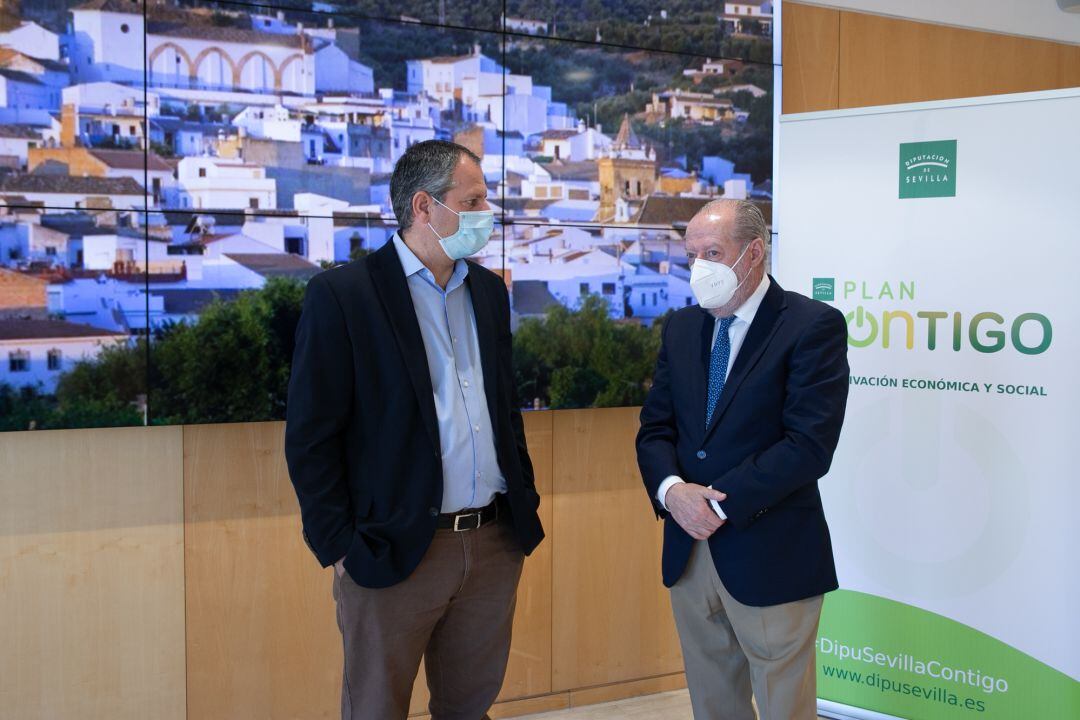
[0,0,775,430]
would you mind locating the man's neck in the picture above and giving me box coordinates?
[401,228,455,289]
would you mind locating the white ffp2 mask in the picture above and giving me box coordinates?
[689,242,752,310]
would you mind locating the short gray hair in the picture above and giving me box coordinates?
[698,199,770,250]
[390,140,481,232]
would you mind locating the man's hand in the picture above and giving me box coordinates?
[666,483,728,540]
[334,557,346,578]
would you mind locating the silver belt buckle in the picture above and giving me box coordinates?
[453,511,481,532]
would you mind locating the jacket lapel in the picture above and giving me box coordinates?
[464,264,500,443]
[366,242,441,454]
[703,276,786,441]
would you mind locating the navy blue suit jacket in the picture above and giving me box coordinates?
[284,241,544,589]
[636,276,849,606]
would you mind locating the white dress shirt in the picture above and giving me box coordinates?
[657,273,771,519]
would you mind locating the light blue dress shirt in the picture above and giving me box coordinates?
[392,234,506,513]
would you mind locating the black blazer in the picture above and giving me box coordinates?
[637,276,849,606]
[284,240,544,589]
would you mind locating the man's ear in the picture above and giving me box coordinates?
[752,236,767,266]
[412,191,432,227]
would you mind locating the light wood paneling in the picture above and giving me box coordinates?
[783,2,841,113]
[1059,43,1080,88]
[184,417,553,720]
[0,426,185,720]
[838,10,1080,108]
[410,410,556,714]
[489,693,570,718]
[569,673,687,708]
[183,422,340,720]
[503,410,555,699]
[551,407,682,692]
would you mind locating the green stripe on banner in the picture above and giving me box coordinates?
[817,590,1080,718]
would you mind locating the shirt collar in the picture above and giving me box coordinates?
[392,233,469,290]
[732,272,770,325]
[392,233,426,278]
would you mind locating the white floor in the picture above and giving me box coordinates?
[514,689,831,719]
[516,690,693,720]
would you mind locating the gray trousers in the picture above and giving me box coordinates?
[670,539,823,720]
[332,518,524,720]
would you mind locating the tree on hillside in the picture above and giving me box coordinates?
[148,277,306,424]
[513,295,664,409]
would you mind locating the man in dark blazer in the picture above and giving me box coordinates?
[637,199,849,720]
[285,140,544,720]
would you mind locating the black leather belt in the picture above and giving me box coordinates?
[437,499,499,532]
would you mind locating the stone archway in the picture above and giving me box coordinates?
[276,53,306,93]
[148,42,194,85]
[193,46,238,90]
[235,51,279,92]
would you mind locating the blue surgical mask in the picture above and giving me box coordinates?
[428,197,494,260]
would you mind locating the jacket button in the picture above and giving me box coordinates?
[696,450,707,460]
[429,507,439,517]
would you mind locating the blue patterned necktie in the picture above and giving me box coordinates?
[706,316,736,427]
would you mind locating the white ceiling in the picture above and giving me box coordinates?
[797,0,1080,46]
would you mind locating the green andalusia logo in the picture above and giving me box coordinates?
[900,140,956,199]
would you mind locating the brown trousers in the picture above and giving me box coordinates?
[332,517,524,720]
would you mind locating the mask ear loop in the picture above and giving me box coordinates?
[427,195,458,241]
[432,196,460,217]
[728,240,757,296]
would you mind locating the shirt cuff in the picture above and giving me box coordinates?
[657,476,685,510]
[709,498,728,520]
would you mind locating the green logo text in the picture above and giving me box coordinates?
[899,140,956,199]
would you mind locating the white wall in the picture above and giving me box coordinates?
[82,234,124,270]
[315,45,374,95]
[0,22,61,60]
[303,215,334,265]
[0,335,127,392]
[12,190,145,210]
[177,158,277,211]
[145,32,315,94]
[200,233,282,260]
[70,9,144,85]
[0,77,54,112]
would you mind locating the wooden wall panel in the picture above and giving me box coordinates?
[838,10,1080,108]
[1061,43,1080,88]
[568,672,686,707]
[550,407,683,692]
[0,426,185,720]
[501,410,554,699]
[183,422,341,720]
[783,2,841,113]
[409,410,555,715]
[184,417,553,720]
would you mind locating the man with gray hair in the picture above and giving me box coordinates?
[637,199,850,719]
[286,140,544,719]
